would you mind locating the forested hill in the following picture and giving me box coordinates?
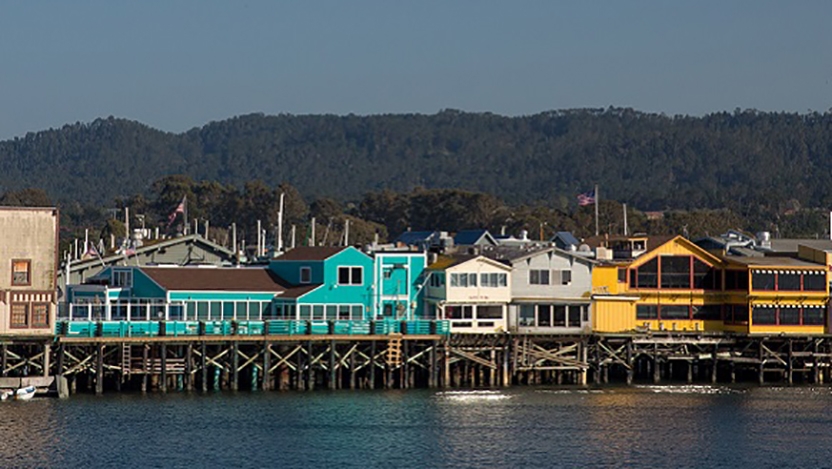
[2,109,831,210]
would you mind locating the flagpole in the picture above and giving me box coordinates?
[184,196,189,235]
[594,184,599,236]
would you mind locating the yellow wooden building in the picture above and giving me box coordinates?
[591,235,830,335]
[592,236,726,333]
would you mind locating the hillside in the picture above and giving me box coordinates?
[1,109,831,210]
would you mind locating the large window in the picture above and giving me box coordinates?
[693,259,721,290]
[11,260,30,286]
[481,273,506,288]
[553,305,567,327]
[338,266,363,285]
[631,258,658,288]
[750,270,827,292]
[692,305,722,320]
[750,305,826,326]
[661,257,691,289]
[450,273,478,288]
[662,305,691,320]
[519,304,585,328]
[631,256,720,290]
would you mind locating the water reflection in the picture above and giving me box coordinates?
[3,387,832,468]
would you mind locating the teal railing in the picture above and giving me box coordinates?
[56,319,451,338]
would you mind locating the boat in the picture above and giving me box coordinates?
[0,386,36,401]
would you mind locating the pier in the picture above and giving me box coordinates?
[4,323,832,395]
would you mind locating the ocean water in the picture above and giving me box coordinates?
[2,386,832,468]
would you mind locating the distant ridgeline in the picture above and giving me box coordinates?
[2,109,832,208]
[3,109,832,242]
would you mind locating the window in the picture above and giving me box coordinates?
[752,272,776,291]
[530,270,550,285]
[338,267,363,285]
[112,270,133,288]
[450,273,477,287]
[779,308,800,325]
[693,259,720,290]
[636,305,658,320]
[725,270,749,291]
[476,306,503,319]
[446,305,473,319]
[804,272,826,291]
[338,305,351,320]
[11,260,30,286]
[429,273,444,287]
[519,305,535,327]
[804,307,825,325]
[753,306,777,325]
[661,256,691,289]
[481,272,502,288]
[693,305,722,320]
[300,267,311,284]
[568,305,582,327]
[661,305,691,320]
[778,273,801,291]
[537,305,551,327]
[554,305,567,327]
[561,270,572,285]
[633,258,658,288]
[10,303,28,327]
[618,268,627,283]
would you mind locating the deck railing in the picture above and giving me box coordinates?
[55,319,451,338]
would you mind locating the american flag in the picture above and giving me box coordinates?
[577,189,596,206]
[167,196,186,226]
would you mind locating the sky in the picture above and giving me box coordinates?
[0,1,830,140]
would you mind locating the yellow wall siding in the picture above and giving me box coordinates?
[748,325,826,335]
[593,299,636,332]
[592,265,622,295]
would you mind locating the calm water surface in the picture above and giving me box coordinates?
[2,385,832,468]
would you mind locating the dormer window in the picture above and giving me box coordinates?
[300,267,311,284]
[112,270,133,288]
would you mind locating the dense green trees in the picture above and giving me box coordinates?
[4,109,832,246]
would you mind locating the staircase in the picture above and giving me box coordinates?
[386,334,403,368]
[121,343,132,376]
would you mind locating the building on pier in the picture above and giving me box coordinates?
[65,266,288,323]
[0,207,59,336]
[424,254,511,333]
[591,235,831,334]
[591,235,729,333]
[481,245,595,333]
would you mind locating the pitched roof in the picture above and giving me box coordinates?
[69,234,234,271]
[141,267,288,292]
[280,284,323,299]
[275,246,346,261]
[551,231,580,247]
[394,231,436,245]
[482,245,596,265]
[453,229,496,246]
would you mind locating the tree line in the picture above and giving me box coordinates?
[2,175,830,256]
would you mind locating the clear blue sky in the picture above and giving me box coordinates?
[1,1,830,139]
